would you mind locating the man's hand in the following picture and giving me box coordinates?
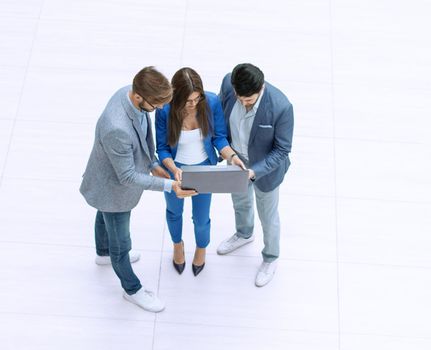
[151,165,170,179]
[172,181,198,198]
[248,169,256,181]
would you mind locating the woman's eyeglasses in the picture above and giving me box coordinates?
[185,95,205,106]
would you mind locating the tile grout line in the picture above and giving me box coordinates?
[3,172,431,205]
[152,206,169,350]
[0,309,338,335]
[5,238,431,270]
[178,0,189,67]
[0,1,45,188]
[328,1,342,350]
[0,310,156,324]
[4,112,429,144]
[2,309,431,341]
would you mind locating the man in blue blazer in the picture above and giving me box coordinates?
[217,63,294,287]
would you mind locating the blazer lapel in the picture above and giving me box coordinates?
[122,96,151,158]
[144,112,155,159]
[131,116,151,157]
[248,89,268,147]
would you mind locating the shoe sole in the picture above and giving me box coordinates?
[217,237,255,255]
[255,275,275,287]
[123,293,165,313]
[255,283,267,287]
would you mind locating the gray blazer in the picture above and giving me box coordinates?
[219,74,294,192]
[80,85,165,212]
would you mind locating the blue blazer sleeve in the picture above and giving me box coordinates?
[155,106,173,163]
[207,93,229,152]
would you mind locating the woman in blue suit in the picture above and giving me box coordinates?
[156,67,244,276]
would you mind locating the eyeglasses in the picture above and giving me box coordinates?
[140,95,157,110]
[185,95,205,106]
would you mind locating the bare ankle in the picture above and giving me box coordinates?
[173,241,185,264]
[193,247,206,265]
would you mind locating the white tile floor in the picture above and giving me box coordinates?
[0,1,430,349]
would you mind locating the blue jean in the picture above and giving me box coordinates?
[232,183,281,262]
[164,159,212,248]
[95,210,142,295]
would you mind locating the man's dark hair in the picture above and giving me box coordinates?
[231,63,264,97]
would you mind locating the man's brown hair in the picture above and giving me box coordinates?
[132,66,173,105]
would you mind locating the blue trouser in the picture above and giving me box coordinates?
[95,210,142,295]
[164,159,212,248]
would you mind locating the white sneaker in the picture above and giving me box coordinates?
[217,233,255,255]
[255,260,277,287]
[95,251,141,265]
[123,289,165,313]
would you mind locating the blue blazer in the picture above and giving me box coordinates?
[219,73,294,192]
[155,91,229,165]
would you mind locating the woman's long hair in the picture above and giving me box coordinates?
[167,67,212,147]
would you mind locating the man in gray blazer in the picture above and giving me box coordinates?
[80,67,196,312]
[217,63,294,287]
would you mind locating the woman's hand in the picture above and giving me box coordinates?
[230,154,246,170]
[162,158,181,181]
[151,165,170,179]
[173,167,183,182]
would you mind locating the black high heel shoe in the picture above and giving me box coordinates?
[192,247,206,276]
[173,241,185,275]
[173,260,186,274]
[192,262,205,276]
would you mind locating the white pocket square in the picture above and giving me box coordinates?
[258,124,273,128]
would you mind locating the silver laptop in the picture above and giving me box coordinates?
[181,165,249,193]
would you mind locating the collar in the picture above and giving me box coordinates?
[251,85,265,113]
[126,90,146,116]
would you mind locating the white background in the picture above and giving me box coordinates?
[0,0,430,349]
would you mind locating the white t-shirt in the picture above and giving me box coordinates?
[174,128,208,165]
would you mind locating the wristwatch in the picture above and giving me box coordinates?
[229,153,238,161]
